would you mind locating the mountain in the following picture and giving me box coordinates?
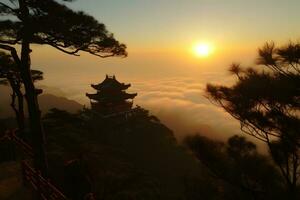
[38,94,82,114]
[43,107,210,200]
[0,86,82,118]
[0,85,213,199]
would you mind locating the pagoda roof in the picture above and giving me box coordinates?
[91,75,131,91]
[86,92,137,102]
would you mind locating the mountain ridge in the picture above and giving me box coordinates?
[0,86,82,118]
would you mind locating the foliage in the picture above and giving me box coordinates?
[184,134,285,200]
[0,51,43,132]
[206,41,300,197]
[0,51,43,84]
[0,0,127,57]
[0,0,127,175]
[42,107,208,200]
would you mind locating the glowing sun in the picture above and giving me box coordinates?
[194,43,213,57]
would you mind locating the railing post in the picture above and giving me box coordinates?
[46,178,52,200]
[21,160,28,187]
[35,170,43,200]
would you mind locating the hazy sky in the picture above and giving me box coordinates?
[27,0,300,142]
[70,0,300,49]
[33,0,300,82]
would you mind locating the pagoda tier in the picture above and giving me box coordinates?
[86,75,137,114]
[91,75,131,91]
[86,92,137,103]
[90,101,133,114]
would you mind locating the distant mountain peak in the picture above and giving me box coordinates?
[0,86,82,118]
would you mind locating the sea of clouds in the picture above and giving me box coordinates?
[131,77,241,141]
[39,75,243,142]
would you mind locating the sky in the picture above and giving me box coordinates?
[25,0,300,143]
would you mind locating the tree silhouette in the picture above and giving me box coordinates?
[0,51,43,133]
[184,135,284,200]
[0,0,127,175]
[206,41,300,197]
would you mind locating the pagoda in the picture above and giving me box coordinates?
[86,75,137,115]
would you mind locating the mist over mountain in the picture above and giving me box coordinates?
[31,76,242,142]
[0,86,82,118]
[0,80,254,146]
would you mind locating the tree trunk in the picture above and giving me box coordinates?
[16,86,25,133]
[8,79,25,133]
[18,0,48,176]
[20,43,48,176]
[9,91,20,126]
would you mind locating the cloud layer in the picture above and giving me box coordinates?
[130,77,241,141]
[39,75,242,141]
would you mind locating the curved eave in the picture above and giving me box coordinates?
[91,83,131,91]
[126,93,137,99]
[86,92,137,101]
[86,93,98,100]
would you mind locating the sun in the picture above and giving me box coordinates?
[193,43,213,57]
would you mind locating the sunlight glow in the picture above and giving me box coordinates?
[193,43,213,57]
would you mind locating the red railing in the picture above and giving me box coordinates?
[6,129,33,157]
[3,129,69,200]
[21,160,68,200]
